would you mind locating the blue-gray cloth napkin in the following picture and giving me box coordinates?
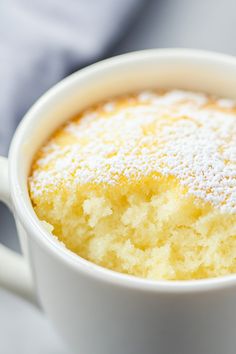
[0,0,143,155]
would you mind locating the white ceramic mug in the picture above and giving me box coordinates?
[1,49,236,354]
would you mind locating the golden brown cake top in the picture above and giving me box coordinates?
[29,90,236,214]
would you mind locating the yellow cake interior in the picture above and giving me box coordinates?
[29,90,236,280]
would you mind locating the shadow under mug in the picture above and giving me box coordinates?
[0,49,236,354]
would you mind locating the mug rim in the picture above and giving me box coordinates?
[9,48,236,294]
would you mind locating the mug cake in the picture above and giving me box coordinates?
[29,89,236,281]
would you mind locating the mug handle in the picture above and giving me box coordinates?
[0,156,37,305]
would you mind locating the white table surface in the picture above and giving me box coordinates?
[1,0,236,352]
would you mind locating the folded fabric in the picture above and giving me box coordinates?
[0,0,143,155]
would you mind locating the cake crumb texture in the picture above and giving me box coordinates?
[29,90,236,280]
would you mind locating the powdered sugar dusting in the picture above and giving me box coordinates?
[29,90,236,214]
[217,98,235,109]
[103,101,115,112]
[138,89,207,106]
